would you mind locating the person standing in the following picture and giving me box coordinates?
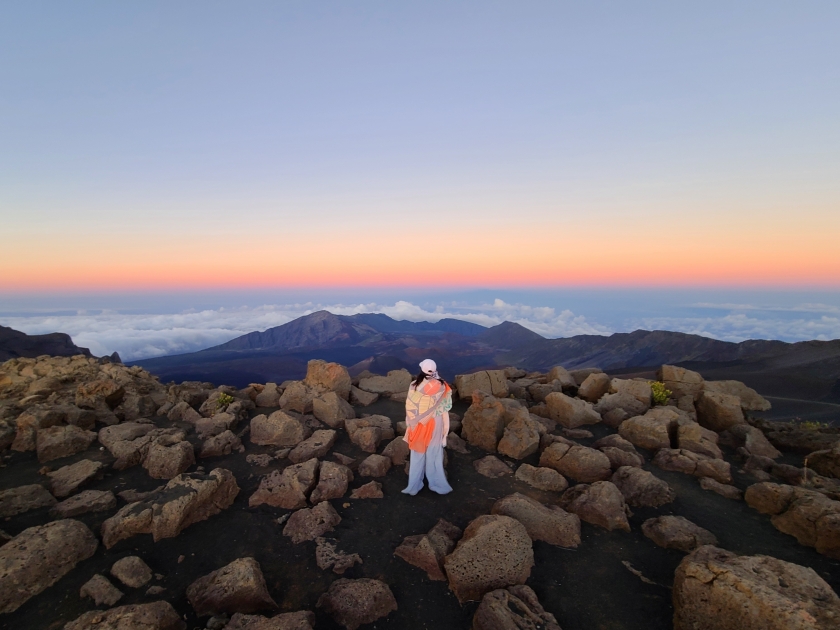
[402,359,453,496]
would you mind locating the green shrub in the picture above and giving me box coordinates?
[216,392,235,410]
[649,381,672,406]
[797,420,831,431]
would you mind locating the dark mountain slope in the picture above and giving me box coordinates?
[477,321,545,351]
[0,325,92,361]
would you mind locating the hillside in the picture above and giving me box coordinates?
[0,325,93,361]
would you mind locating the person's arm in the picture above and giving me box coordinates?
[441,410,450,447]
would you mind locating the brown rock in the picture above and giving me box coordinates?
[357,369,413,395]
[473,585,561,630]
[559,481,631,531]
[381,437,410,466]
[143,435,195,479]
[187,557,277,617]
[349,386,378,407]
[569,367,603,384]
[0,519,99,614]
[254,383,282,408]
[546,366,576,389]
[310,461,353,503]
[350,481,383,499]
[0,483,56,517]
[653,448,732,484]
[446,432,469,454]
[601,446,644,469]
[462,391,506,452]
[657,365,704,400]
[36,424,96,462]
[111,555,153,588]
[595,392,649,420]
[704,380,771,411]
[514,464,568,492]
[474,455,513,478]
[809,443,840,479]
[246,454,274,467]
[107,428,185,471]
[76,379,125,410]
[304,360,351,399]
[315,537,362,574]
[288,429,336,464]
[249,459,320,509]
[223,611,315,630]
[696,390,745,432]
[618,411,675,451]
[195,413,238,439]
[283,501,341,544]
[673,545,840,629]
[250,411,312,448]
[491,492,580,547]
[394,519,461,581]
[101,468,239,548]
[454,370,509,399]
[642,515,717,552]
[358,454,391,477]
[277,381,318,414]
[47,458,106,498]
[497,416,542,459]
[81,574,124,606]
[51,489,116,518]
[611,466,675,507]
[317,578,397,630]
[678,422,723,460]
[544,392,601,429]
[727,424,782,459]
[346,415,393,453]
[443,515,534,604]
[200,430,243,458]
[312,393,355,429]
[539,443,612,483]
[98,421,155,448]
[64,601,186,630]
[578,372,612,403]
[700,477,743,500]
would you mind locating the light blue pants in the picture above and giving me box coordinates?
[402,440,452,495]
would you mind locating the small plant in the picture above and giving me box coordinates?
[216,392,235,410]
[649,381,672,406]
[797,420,831,431]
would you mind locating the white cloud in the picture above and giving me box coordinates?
[638,313,840,343]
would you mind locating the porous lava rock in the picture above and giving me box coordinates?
[704,379,771,411]
[36,424,96,462]
[455,370,509,399]
[657,365,704,400]
[312,392,355,428]
[394,518,462,581]
[111,555,153,588]
[143,434,195,479]
[443,514,534,604]
[577,372,612,403]
[187,557,278,617]
[80,574,124,606]
[47,458,106,497]
[642,515,717,552]
[473,585,561,630]
[539,442,611,483]
[358,453,391,477]
[350,481,383,499]
[250,411,312,448]
[249,458,320,509]
[497,416,542,459]
[611,466,676,507]
[0,519,99,614]
[283,501,342,544]
[700,478,743,500]
[559,481,631,531]
[461,391,507,452]
[474,455,513,478]
[288,429,336,464]
[653,448,732,484]
[317,578,398,630]
[673,545,840,629]
[696,390,745,432]
[200,430,243,458]
[51,489,116,518]
[514,464,568,492]
[544,392,601,429]
[357,369,413,395]
[315,537,362,574]
[491,493,580,547]
[223,611,315,630]
[63,601,186,630]
[345,415,394,453]
[101,468,239,548]
[310,461,353,503]
[0,483,56,517]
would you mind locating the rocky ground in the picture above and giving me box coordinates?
[1,356,840,629]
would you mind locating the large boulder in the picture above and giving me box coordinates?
[312,392,355,429]
[0,483,57,517]
[277,381,318,414]
[641,515,717,552]
[249,459,320,509]
[101,468,239,548]
[546,366,576,389]
[76,379,125,410]
[462,391,506,452]
[744,482,840,559]
[36,424,96,462]
[143,434,195,479]
[539,442,612,483]
[357,369,413,395]
[254,383,282,408]
[310,461,353,504]
[304,359,352,400]
[653,448,732,484]
[103,427,185,471]
[558,481,630,531]
[473,585,561,630]
[317,578,397,630]
[64,601,186,630]
[454,370,509,399]
[594,392,649,421]
[577,372,611,402]
[544,392,601,428]
[611,466,675,507]
[80,574,124,607]
[51,489,117,518]
[514,464,568,492]
[496,416,542,460]
[199,430,243,458]
[696,391,745,432]
[808,442,840,479]
[673,545,840,629]
[0,519,99,614]
[678,422,723,459]
[491,493,580,547]
[618,412,674,451]
[187,557,277,617]
[728,424,781,459]
[443,515,534,603]
[350,386,378,406]
[288,429,337,464]
[609,379,652,408]
[704,380,771,411]
[658,365,704,400]
[394,518,462,581]
[111,556,153,588]
[283,501,341,544]
[250,411,312,447]
[345,415,394,453]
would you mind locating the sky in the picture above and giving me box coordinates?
[1,3,839,357]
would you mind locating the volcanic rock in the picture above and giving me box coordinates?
[455,370,509,399]
[473,585,561,630]
[346,415,393,452]
[544,392,601,429]
[491,492,580,547]
[310,461,353,503]
[312,392,355,429]
[64,601,186,630]
[187,557,278,617]
[808,442,840,479]
[46,458,106,498]
[288,429,336,464]
[514,464,569,492]
[101,468,239,548]
[315,537,362,574]
[350,481,383,499]
[539,442,611,483]
[443,514,534,604]
[696,390,745,432]
[303,359,352,399]
[577,372,611,402]
[254,383,282,408]
[611,466,676,507]
[283,501,341,544]
[642,515,717,552]
[700,477,743,500]
[618,410,675,451]
[559,481,631,531]
[36,424,96,462]
[0,483,56,517]
[76,379,125,410]
[728,424,782,459]
[200,430,243,458]
[609,378,652,407]
[704,379,771,411]
[358,454,391,477]
[595,392,649,421]
[111,555,153,588]
[462,391,506,451]
[446,432,469,454]
[250,411,312,448]
[350,386,378,406]
[497,416,542,459]
[678,422,723,459]
[394,519,462,581]
[546,365,576,389]
[474,455,513,478]
[357,369,412,395]
[143,434,195,479]
[381,436,410,466]
[51,489,116,518]
[601,447,645,469]
[0,519,99,614]
[673,545,840,629]
[81,574,124,607]
[249,458,320,509]
[277,381,319,414]
[653,448,732,484]
[658,365,704,400]
[223,611,315,630]
[317,578,397,630]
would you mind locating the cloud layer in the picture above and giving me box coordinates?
[4,298,839,361]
